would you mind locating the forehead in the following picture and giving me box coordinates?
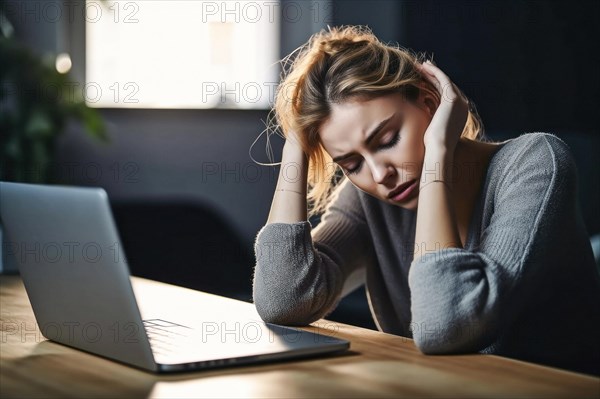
[319,92,408,147]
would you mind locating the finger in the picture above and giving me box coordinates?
[422,62,464,102]
[421,75,443,96]
[417,63,441,90]
[415,61,430,71]
[422,61,452,86]
[416,62,436,77]
[452,82,468,101]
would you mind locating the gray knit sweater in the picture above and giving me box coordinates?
[252,132,600,376]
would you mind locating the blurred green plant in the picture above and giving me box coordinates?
[0,8,108,184]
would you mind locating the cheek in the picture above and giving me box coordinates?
[390,126,425,178]
[403,116,428,151]
[346,175,376,196]
[403,133,425,159]
[403,105,431,138]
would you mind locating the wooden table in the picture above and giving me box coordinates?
[1,275,598,398]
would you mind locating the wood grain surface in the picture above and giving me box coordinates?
[1,276,598,398]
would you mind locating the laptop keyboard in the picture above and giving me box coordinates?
[143,319,193,356]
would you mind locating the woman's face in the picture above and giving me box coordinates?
[319,90,436,210]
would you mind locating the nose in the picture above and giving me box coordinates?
[367,157,395,185]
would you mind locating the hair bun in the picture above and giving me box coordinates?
[318,37,369,56]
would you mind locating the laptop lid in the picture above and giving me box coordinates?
[0,181,350,372]
[0,181,157,371]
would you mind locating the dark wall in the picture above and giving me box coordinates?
[398,0,599,134]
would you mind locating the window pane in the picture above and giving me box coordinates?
[85,0,280,109]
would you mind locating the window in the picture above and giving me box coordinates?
[85,0,280,109]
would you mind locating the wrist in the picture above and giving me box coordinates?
[283,141,307,162]
[420,148,455,187]
[424,143,452,159]
[280,143,309,185]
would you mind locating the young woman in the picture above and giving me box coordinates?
[252,25,600,376]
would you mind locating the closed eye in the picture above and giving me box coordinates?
[379,130,401,150]
[343,131,401,175]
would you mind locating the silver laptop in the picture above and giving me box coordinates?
[0,181,350,373]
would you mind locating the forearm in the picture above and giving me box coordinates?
[413,147,462,261]
[253,220,343,325]
[266,141,308,224]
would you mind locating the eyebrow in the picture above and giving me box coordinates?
[332,113,397,163]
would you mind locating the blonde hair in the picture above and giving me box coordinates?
[267,25,485,219]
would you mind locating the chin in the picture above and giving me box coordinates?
[390,196,418,211]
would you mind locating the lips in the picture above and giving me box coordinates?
[388,179,417,199]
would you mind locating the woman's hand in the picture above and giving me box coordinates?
[283,129,308,162]
[416,61,469,154]
[284,129,303,150]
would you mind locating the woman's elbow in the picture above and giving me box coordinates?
[412,332,449,355]
[254,296,296,325]
[410,319,494,355]
[409,321,450,355]
[252,290,315,326]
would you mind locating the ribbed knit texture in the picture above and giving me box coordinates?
[252,132,600,376]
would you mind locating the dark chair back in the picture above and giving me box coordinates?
[110,200,254,302]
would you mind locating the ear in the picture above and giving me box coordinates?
[416,83,438,118]
[420,91,438,119]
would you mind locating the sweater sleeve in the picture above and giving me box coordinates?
[252,178,375,325]
[407,133,579,354]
